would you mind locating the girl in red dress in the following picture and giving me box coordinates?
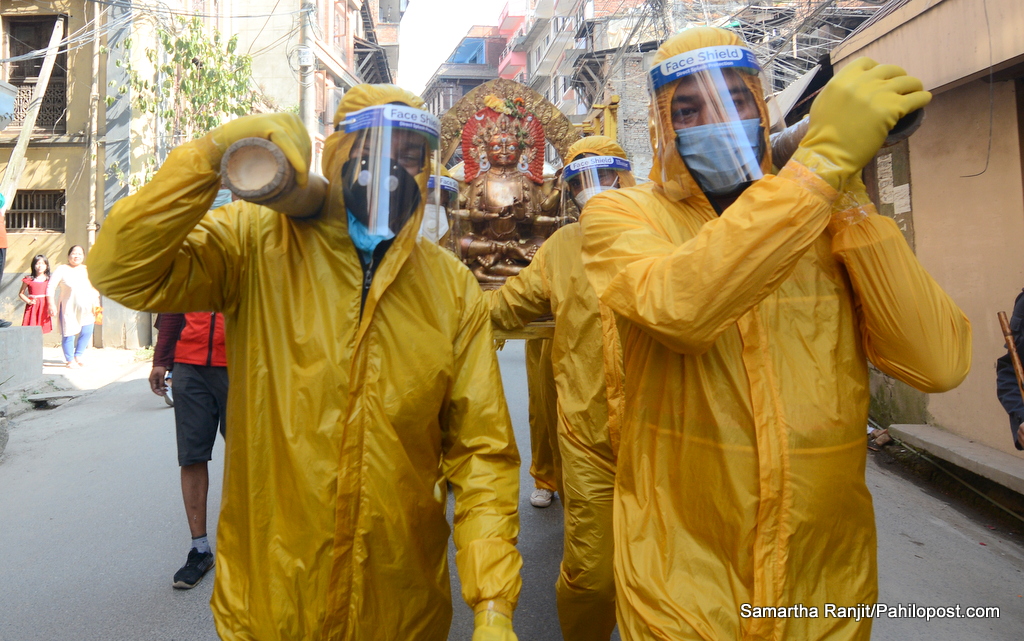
[18,254,52,334]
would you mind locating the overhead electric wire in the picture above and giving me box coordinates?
[0,9,134,64]
[84,0,311,20]
[960,0,993,178]
[246,0,286,56]
[248,23,302,60]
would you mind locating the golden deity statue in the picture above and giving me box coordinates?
[441,80,580,288]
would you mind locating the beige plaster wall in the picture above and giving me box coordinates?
[1,149,89,258]
[909,78,1024,458]
[229,0,302,111]
[832,0,1024,93]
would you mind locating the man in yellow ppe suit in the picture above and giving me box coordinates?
[579,28,972,640]
[488,135,633,641]
[89,85,522,641]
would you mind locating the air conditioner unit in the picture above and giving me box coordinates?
[327,86,347,125]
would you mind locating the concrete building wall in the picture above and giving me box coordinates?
[831,0,1024,94]
[907,78,1024,458]
[0,147,90,268]
[829,0,1024,458]
[229,0,303,111]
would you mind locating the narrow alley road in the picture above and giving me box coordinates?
[1,342,1022,640]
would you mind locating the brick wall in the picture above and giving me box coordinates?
[376,23,399,45]
[609,52,653,182]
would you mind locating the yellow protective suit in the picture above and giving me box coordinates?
[89,85,523,641]
[579,28,972,641]
[487,136,630,641]
[526,338,561,493]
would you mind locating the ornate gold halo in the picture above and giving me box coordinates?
[440,78,580,165]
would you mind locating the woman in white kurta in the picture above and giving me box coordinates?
[47,245,99,368]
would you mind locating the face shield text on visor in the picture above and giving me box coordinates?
[650,44,764,196]
[419,175,459,243]
[563,155,631,209]
[339,104,441,240]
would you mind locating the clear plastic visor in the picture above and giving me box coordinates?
[418,175,459,244]
[650,45,765,194]
[427,175,459,209]
[562,155,631,209]
[338,104,442,238]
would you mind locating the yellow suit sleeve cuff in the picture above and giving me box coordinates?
[777,158,840,205]
[193,134,225,169]
[828,183,875,236]
[788,145,848,191]
[473,598,514,619]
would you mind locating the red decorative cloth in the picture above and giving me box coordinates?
[21,276,52,333]
[462,102,545,185]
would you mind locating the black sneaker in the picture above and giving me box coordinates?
[172,548,214,589]
[0,319,11,328]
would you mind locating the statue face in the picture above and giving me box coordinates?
[486,133,521,167]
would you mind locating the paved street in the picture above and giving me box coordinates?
[1,342,1023,640]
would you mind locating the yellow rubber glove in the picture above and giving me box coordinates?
[793,57,931,191]
[828,170,874,236]
[198,113,311,187]
[472,601,518,641]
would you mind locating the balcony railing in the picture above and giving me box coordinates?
[534,29,573,78]
[498,51,527,78]
[9,77,67,134]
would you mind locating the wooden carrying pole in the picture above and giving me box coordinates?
[998,311,1024,400]
[0,18,64,211]
[220,137,327,219]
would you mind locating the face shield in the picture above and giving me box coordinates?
[561,155,632,211]
[419,174,459,243]
[337,104,441,240]
[650,44,764,196]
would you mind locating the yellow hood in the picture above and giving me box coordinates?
[648,27,772,201]
[322,84,433,251]
[565,135,637,188]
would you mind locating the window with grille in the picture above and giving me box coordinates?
[4,16,68,134]
[4,190,65,232]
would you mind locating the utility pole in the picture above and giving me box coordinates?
[0,19,64,211]
[298,2,317,140]
[87,0,103,251]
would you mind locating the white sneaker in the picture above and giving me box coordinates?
[530,488,554,508]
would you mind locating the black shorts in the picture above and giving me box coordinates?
[173,362,228,466]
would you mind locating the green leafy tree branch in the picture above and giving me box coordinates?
[107,16,265,190]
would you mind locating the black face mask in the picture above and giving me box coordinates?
[341,157,422,233]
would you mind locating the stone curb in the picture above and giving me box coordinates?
[889,423,1024,496]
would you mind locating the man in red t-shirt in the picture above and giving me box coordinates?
[150,311,227,589]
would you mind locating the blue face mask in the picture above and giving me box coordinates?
[675,119,763,196]
[348,210,394,259]
[211,189,234,209]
